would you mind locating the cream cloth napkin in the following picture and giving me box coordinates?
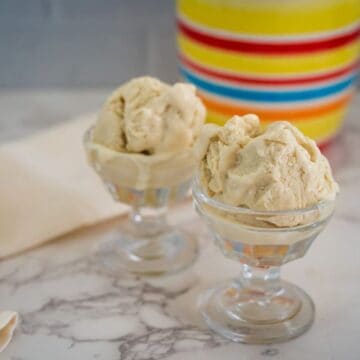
[0,114,127,258]
[0,114,129,352]
[0,312,18,352]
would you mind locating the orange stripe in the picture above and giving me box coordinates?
[199,91,353,121]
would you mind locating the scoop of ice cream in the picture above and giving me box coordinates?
[196,114,261,196]
[85,77,206,191]
[197,115,339,213]
[92,76,206,154]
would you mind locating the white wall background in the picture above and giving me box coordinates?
[0,0,177,88]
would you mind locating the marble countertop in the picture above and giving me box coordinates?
[1,91,360,360]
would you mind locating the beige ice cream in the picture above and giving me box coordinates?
[85,76,206,193]
[195,114,338,227]
[92,76,205,155]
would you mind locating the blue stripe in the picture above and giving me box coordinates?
[180,67,357,103]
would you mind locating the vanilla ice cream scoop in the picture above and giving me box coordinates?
[92,76,206,154]
[85,77,206,192]
[196,115,339,215]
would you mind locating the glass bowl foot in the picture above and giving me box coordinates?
[95,228,198,276]
[199,279,314,344]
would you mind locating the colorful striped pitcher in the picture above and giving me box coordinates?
[177,0,360,146]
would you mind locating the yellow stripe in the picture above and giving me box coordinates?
[207,106,347,142]
[178,35,360,75]
[295,107,346,140]
[178,0,360,35]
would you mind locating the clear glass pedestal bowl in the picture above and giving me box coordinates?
[83,128,198,276]
[192,177,335,344]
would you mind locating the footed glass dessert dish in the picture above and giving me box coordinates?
[84,128,198,276]
[193,177,335,344]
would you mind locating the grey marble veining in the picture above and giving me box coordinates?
[0,92,360,359]
[0,213,229,360]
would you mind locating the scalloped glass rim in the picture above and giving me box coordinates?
[83,126,191,160]
[192,174,336,217]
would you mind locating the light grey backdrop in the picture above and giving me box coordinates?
[0,0,177,88]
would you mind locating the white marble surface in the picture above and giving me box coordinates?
[1,91,360,359]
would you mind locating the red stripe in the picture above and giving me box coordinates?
[319,135,337,151]
[178,19,360,55]
[180,55,360,86]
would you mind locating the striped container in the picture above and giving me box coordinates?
[177,0,360,146]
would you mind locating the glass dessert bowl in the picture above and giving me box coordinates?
[84,127,198,276]
[193,176,336,344]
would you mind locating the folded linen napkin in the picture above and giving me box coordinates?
[0,114,129,352]
[0,114,127,259]
[0,312,18,352]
